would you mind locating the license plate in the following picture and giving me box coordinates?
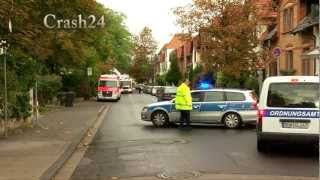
[281,122,309,129]
[103,91,112,97]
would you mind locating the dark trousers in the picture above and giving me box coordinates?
[180,110,190,127]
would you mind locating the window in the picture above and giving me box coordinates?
[205,91,224,102]
[225,92,245,101]
[311,3,319,18]
[191,92,205,102]
[302,59,311,75]
[267,83,319,108]
[99,80,118,87]
[283,7,294,32]
[269,61,278,76]
[285,50,293,70]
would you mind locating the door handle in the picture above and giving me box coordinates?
[193,105,200,109]
[218,105,227,109]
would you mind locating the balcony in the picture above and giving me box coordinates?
[291,2,319,34]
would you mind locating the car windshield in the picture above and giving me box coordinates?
[99,80,118,88]
[121,81,131,86]
[267,83,319,108]
[164,87,177,94]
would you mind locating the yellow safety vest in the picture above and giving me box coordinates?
[175,83,192,110]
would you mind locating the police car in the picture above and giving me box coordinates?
[141,89,258,128]
[257,76,319,152]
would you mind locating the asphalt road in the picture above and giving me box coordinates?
[71,93,318,180]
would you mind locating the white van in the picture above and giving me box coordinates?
[257,76,319,152]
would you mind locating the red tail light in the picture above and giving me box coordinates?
[257,109,265,123]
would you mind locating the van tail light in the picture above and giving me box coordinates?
[257,109,265,124]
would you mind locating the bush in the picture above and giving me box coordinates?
[217,71,259,93]
[217,72,240,88]
[38,75,62,105]
[166,52,182,86]
[244,76,259,94]
[156,74,166,86]
[280,69,296,76]
[10,92,31,120]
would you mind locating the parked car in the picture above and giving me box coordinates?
[141,89,258,128]
[156,86,177,102]
[146,86,153,94]
[257,76,319,152]
[151,86,162,96]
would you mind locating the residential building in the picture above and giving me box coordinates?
[262,0,319,76]
[158,34,186,76]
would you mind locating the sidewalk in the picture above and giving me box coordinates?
[0,100,108,180]
[120,174,318,180]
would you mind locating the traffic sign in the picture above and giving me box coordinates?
[87,67,92,76]
[273,47,282,58]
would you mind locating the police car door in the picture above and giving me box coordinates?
[199,91,226,123]
[190,91,205,122]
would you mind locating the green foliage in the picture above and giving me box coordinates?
[38,75,62,106]
[189,65,203,87]
[280,69,296,76]
[156,74,167,86]
[130,27,157,83]
[10,92,31,120]
[217,71,259,93]
[165,52,182,86]
[244,76,259,94]
[0,1,134,121]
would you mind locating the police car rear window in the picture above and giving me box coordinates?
[267,83,319,108]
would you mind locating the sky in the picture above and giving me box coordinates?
[97,0,191,49]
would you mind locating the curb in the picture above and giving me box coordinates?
[39,105,110,180]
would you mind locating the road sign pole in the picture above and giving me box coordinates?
[277,56,280,76]
[273,47,282,76]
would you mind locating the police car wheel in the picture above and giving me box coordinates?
[223,113,241,129]
[151,111,168,128]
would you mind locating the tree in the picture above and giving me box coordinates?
[130,27,157,83]
[0,0,134,120]
[174,0,258,77]
[166,52,182,86]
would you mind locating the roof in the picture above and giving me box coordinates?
[192,89,253,93]
[291,16,319,34]
[166,34,187,49]
[264,76,319,83]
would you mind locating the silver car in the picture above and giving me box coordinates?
[141,89,258,128]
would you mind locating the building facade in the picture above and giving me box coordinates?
[262,0,319,76]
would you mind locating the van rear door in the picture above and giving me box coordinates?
[262,82,319,134]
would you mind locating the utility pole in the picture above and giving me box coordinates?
[0,39,9,137]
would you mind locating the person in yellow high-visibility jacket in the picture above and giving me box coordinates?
[175,78,192,129]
